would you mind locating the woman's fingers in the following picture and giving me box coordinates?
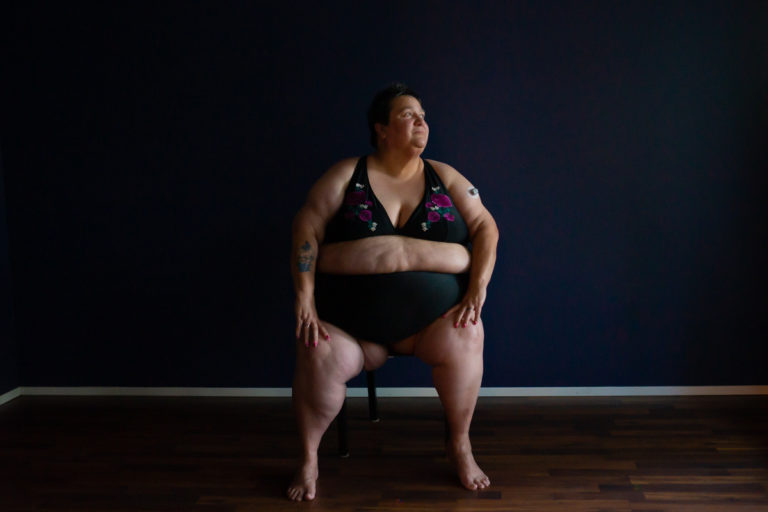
[447,303,471,328]
[469,306,477,325]
[302,320,317,348]
[459,299,484,327]
[472,304,482,324]
[302,320,311,347]
[312,322,319,347]
[442,303,462,327]
[319,323,331,342]
[298,318,329,348]
[443,300,484,328]
[459,305,472,328]
[456,304,471,328]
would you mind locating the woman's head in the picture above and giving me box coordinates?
[367,83,423,148]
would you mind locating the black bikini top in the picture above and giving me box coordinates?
[323,156,469,245]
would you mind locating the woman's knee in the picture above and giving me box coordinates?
[295,325,365,379]
[415,318,484,365]
[451,321,484,356]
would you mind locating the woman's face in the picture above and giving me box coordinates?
[379,95,429,151]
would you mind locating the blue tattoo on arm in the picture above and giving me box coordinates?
[297,241,315,272]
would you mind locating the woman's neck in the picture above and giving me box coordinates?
[370,148,423,180]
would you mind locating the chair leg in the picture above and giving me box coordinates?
[367,371,379,422]
[337,397,349,458]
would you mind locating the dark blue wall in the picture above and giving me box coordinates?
[1,2,766,388]
[0,149,19,395]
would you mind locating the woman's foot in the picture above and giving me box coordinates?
[448,438,490,491]
[286,457,318,501]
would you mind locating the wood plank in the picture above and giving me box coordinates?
[1,395,766,511]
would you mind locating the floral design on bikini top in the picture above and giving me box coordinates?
[343,183,456,233]
[421,185,456,232]
[343,183,379,231]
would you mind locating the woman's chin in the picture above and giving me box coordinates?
[409,141,428,152]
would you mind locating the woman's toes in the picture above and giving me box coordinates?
[287,460,318,501]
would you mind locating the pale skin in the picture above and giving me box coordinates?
[288,95,499,501]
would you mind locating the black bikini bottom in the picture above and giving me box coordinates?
[315,271,469,346]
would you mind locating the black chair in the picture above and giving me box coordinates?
[336,369,379,458]
[336,360,449,458]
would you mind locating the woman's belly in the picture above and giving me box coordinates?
[315,271,469,345]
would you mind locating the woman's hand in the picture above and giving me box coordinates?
[294,293,330,348]
[443,284,486,328]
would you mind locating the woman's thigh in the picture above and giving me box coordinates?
[358,339,391,372]
[388,332,420,357]
[385,314,484,361]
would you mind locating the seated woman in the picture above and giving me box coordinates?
[288,83,499,501]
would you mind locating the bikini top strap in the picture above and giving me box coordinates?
[423,159,448,192]
[342,156,368,195]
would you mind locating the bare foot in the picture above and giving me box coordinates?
[287,458,318,501]
[448,439,490,491]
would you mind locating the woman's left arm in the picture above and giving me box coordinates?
[428,160,500,328]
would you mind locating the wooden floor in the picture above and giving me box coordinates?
[1,395,767,511]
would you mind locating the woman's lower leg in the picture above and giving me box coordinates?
[415,320,489,490]
[288,335,364,501]
[431,354,483,442]
[292,351,354,456]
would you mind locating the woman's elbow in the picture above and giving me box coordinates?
[473,215,499,245]
[488,220,500,244]
[292,209,323,244]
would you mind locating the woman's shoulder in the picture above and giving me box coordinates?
[321,156,363,182]
[425,159,466,186]
[328,156,361,171]
[302,157,364,217]
[313,156,361,186]
[425,158,479,201]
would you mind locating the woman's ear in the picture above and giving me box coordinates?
[375,123,387,140]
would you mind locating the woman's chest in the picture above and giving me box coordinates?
[367,172,425,229]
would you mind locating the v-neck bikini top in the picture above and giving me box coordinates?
[323,156,470,245]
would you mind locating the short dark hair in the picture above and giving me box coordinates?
[367,82,422,148]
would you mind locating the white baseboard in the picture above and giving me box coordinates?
[0,387,22,406]
[19,387,293,397]
[10,385,768,399]
[476,386,768,397]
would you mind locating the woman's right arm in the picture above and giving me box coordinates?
[291,158,356,348]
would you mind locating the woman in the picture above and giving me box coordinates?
[288,83,499,501]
